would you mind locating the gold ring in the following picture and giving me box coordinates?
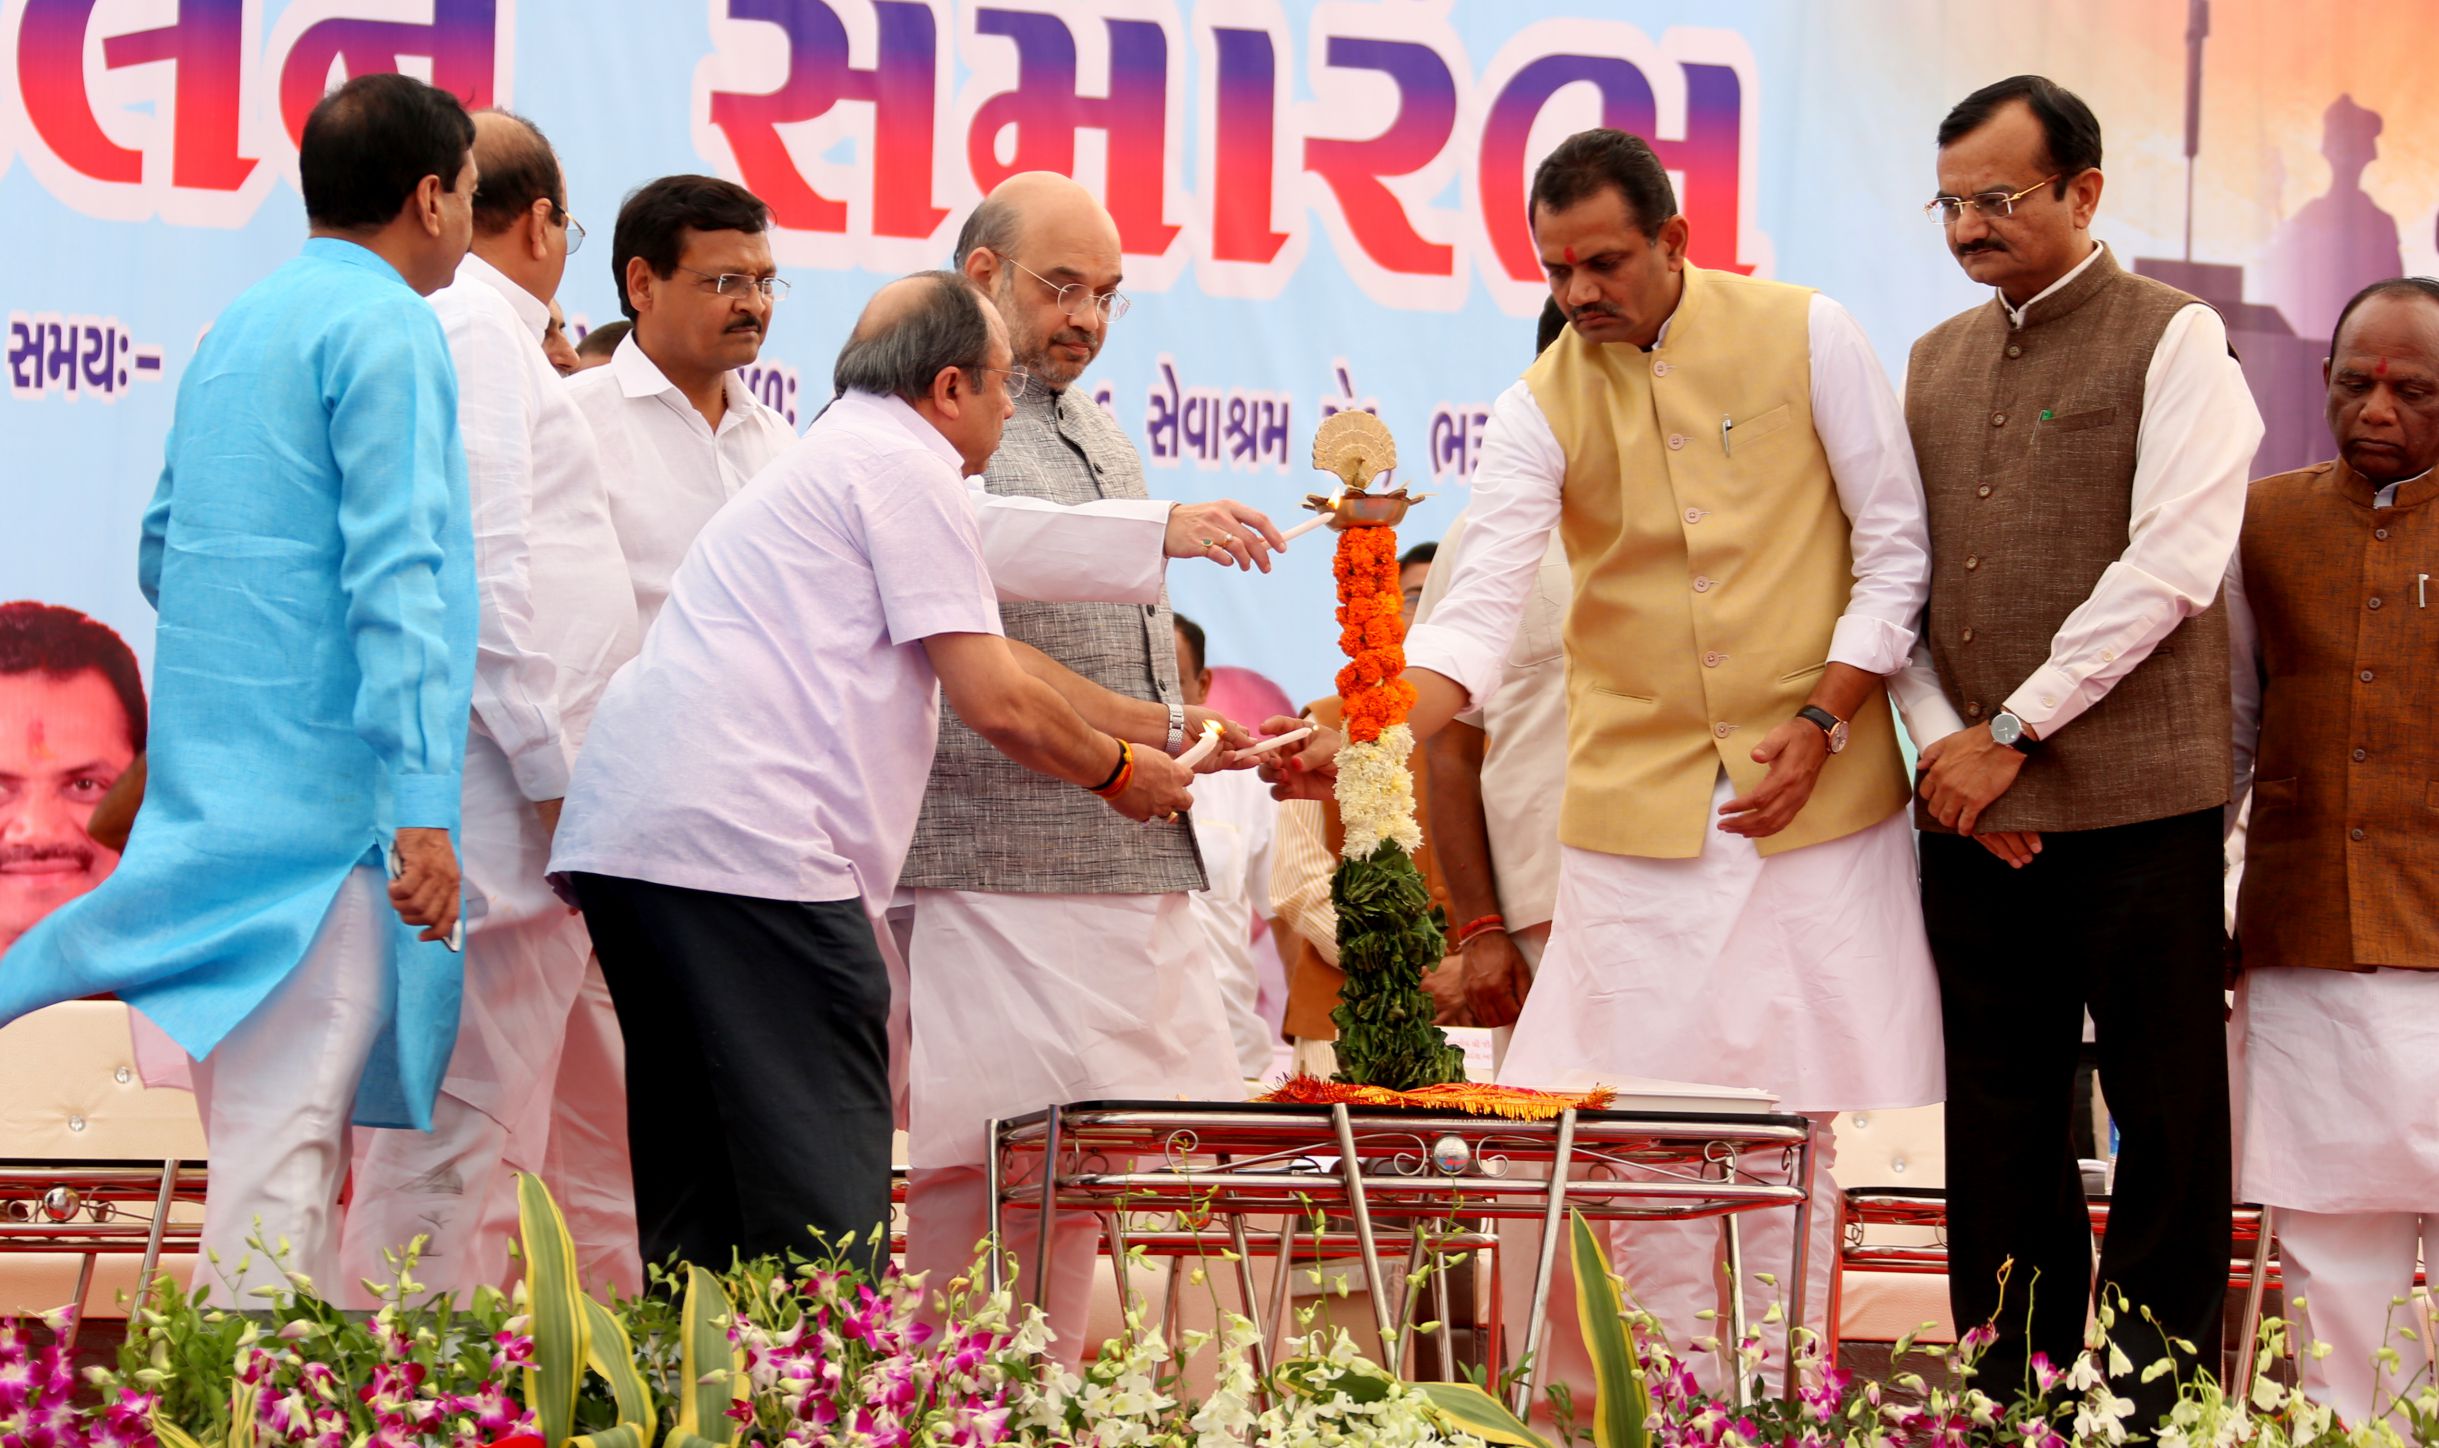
[1199,538,1222,549]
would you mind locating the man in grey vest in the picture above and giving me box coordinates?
[895,172,1273,1357]
[1893,76,2262,1424]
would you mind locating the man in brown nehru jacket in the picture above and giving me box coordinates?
[1892,75,2263,1425]
[2226,277,2439,1431]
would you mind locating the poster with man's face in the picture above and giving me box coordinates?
[0,602,144,956]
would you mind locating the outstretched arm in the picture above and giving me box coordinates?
[1002,638,1253,762]
[926,632,1196,822]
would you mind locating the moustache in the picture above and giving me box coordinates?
[1957,240,2007,257]
[725,320,764,336]
[1567,303,1620,324]
[0,842,95,870]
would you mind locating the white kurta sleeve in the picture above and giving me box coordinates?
[1268,799,1339,967]
[448,304,569,802]
[971,486,1170,604]
[2000,304,2262,736]
[1889,634,1970,751]
[1403,382,1565,711]
[2224,548,2264,839]
[1808,293,1931,675]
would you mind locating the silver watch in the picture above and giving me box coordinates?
[1989,710,2031,751]
[1166,701,1187,754]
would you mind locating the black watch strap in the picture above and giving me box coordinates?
[1795,705,1842,739]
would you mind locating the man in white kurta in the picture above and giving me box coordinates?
[2224,279,2439,1429]
[896,174,1277,1363]
[1277,129,1943,1384]
[1174,613,1281,1081]
[567,177,1284,638]
[339,113,642,1301]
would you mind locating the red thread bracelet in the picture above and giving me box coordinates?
[1452,913,1506,948]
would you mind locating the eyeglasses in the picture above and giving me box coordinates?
[1007,258,1130,322]
[675,264,791,301]
[977,365,1031,399]
[554,205,585,255]
[1922,175,2061,225]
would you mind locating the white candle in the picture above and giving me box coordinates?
[1278,512,1334,544]
[1176,719,1225,768]
[1240,725,1314,758]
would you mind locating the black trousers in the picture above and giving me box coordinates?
[1920,809,2230,1426]
[571,873,891,1272]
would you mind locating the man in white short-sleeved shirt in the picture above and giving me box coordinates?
[550,272,1201,1269]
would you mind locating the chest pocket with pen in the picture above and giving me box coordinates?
[2025,403,2123,482]
[2040,405,2118,433]
[1719,402,1794,458]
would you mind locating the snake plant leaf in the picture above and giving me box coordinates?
[669,1263,745,1448]
[1570,1208,1652,1448]
[515,1174,590,1448]
[1413,1380,1555,1448]
[572,1294,658,1448]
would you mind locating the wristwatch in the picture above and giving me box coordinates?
[1794,705,1849,755]
[1166,701,1187,754]
[1989,710,2039,753]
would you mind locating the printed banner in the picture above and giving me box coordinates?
[5,2,2433,839]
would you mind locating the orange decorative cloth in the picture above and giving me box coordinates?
[1257,1073,1615,1121]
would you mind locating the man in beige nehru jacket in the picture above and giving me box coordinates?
[1269,127,1943,1386]
[1898,75,2262,1430]
[2227,277,2439,1430]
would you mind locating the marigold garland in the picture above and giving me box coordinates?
[1326,516,1463,1091]
[1331,526,1413,743]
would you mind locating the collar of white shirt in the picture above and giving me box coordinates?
[2374,467,2432,509]
[825,389,967,473]
[457,251,550,340]
[607,329,761,427]
[2001,240,2105,330]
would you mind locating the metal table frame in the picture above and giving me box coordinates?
[0,1158,206,1347]
[988,1099,1818,1409]
[1831,1189,2316,1386]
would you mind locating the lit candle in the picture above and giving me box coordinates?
[1176,718,1225,768]
[1278,489,1345,544]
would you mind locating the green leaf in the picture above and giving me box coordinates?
[1274,1358,1393,1403]
[150,1412,217,1448]
[516,1174,590,1448]
[1570,1209,1652,1448]
[1415,1381,1555,1447]
[672,1265,744,1446]
[574,1294,657,1448]
[571,1428,647,1448]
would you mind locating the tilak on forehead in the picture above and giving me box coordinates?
[2377,356,2389,377]
[1563,244,1577,265]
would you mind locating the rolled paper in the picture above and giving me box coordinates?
[1175,719,1225,768]
[1240,725,1315,758]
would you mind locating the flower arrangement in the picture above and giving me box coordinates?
[7,1187,2437,1448]
[1311,414,1466,1093]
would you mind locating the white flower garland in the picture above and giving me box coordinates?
[1335,723,1422,860]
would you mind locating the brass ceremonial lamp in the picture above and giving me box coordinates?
[1279,409,1428,538]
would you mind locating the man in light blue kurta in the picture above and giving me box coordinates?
[0,73,481,1296]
